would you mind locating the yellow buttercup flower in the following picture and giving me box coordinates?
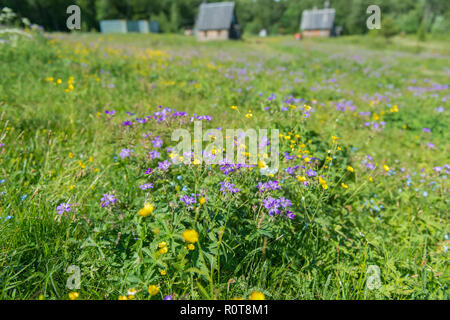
[188,243,195,250]
[68,292,79,300]
[118,295,128,300]
[148,285,159,296]
[383,165,390,172]
[182,229,199,243]
[138,203,154,217]
[158,242,167,248]
[347,166,354,172]
[199,197,206,205]
[341,183,348,189]
[249,291,265,300]
[297,176,306,182]
[159,246,168,254]
[160,270,167,276]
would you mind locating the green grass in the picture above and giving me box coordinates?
[0,32,448,300]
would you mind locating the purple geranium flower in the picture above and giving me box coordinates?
[57,203,71,215]
[100,194,117,208]
[158,160,171,171]
[139,183,154,190]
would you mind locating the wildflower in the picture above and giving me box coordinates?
[383,165,390,172]
[249,291,265,300]
[219,181,241,194]
[199,196,206,205]
[341,183,348,189]
[180,195,196,206]
[152,136,163,148]
[149,150,161,159]
[182,229,199,243]
[160,270,167,276]
[100,193,117,207]
[68,152,74,159]
[148,285,159,296]
[163,295,173,300]
[188,243,195,250]
[68,292,79,300]
[145,168,153,175]
[286,211,295,219]
[139,183,154,190]
[306,169,317,177]
[368,176,374,182]
[159,247,168,254]
[57,203,71,215]
[297,176,306,182]
[347,166,354,172]
[158,160,171,171]
[118,296,128,300]
[331,136,339,143]
[138,203,155,217]
[119,149,132,159]
[158,242,167,248]
[127,288,137,296]
[231,106,238,110]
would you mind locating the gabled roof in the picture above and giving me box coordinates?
[195,2,235,31]
[300,8,335,30]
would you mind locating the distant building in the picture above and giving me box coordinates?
[300,5,336,38]
[194,1,241,41]
[99,20,159,34]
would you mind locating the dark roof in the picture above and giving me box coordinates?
[300,8,335,30]
[195,2,235,31]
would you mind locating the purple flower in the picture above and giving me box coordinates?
[422,128,431,133]
[120,148,132,159]
[180,195,196,206]
[100,194,117,208]
[286,210,295,219]
[427,142,435,149]
[152,136,163,148]
[158,160,171,171]
[123,121,132,126]
[57,203,71,215]
[149,150,161,159]
[105,110,116,115]
[219,181,240,194]
[279,197,292,208]
[139,183,154,190]
[262,197,281,215]
[145,168,153,175]
[163,295,172,300]
[306,169,317,177]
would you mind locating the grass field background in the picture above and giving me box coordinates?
[0,32,448,300]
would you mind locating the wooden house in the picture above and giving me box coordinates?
[195,1,241,41]
[300,6,336,38]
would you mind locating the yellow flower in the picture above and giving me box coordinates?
[257,160,267,169]
[182,229,199,243]
[188,243,195,251]
[69,185,76,191]
[231,297,243,300]
[118,295,128,300]
[347,166,354,172]
[368,176,374,182]
[153,228,160,235]
[318,177,327,185]
[68,292,79,300]
[383,165,390,172]
[193,158,201,165]
[159,246,168,254]
[158,242,167,248]
[148,285,159,296]
[138,203,155,217]
[199,197,206,205]
[160,270,167,276]
[297,176,306,182]
[45,77,54,82]
[321,184,328,190]
[231,106,238,110]
[68,152,74,159]
[249,291,265,300]
[341,183,348,189]
[331,136,339,143]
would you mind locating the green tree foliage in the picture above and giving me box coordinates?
[1,0,449,35]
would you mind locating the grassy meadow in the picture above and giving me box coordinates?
[0,32,448,300]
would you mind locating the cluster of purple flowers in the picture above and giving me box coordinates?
[257,180,281,192]
[262,196,293,218]
[100,194,117,208]
[219,181,240,194]
[104,110,116,115]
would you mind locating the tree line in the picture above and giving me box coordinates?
[1,0,448,35]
